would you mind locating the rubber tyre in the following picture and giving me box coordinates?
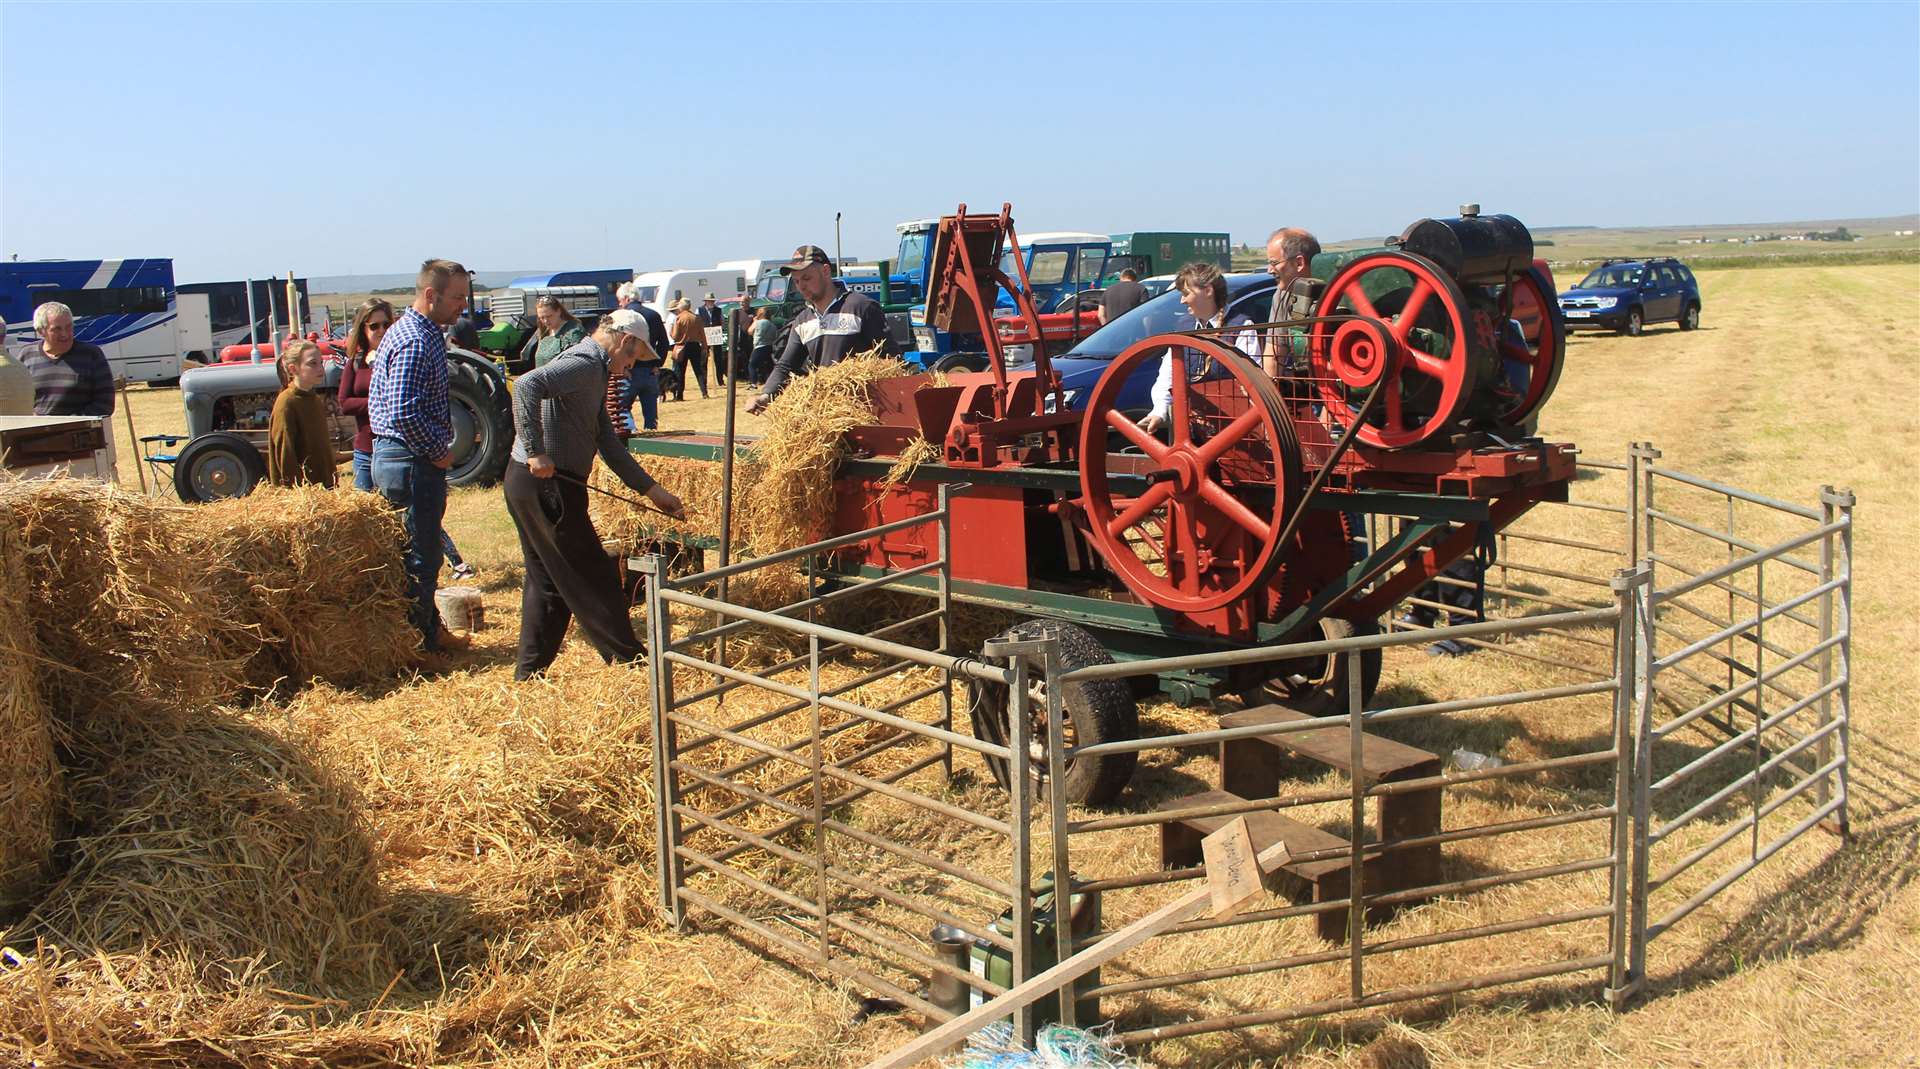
[1242,617,1383,713]
[968,620,1139,806]
[1678,304,1700,331]
[931,351,989,374]
[173,432,264,502]
[445,350,513,488]
[1620,308,1643,337]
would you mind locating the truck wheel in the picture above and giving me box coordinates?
[1620,308,1643,337]
[931,352,989,374]
[1240,616,1382,714]
[445,351,513,488]
[174,432,263,502]
[968,620,1138,806]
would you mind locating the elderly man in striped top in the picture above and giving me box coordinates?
[368,259,469,652]
[506,309,684,680]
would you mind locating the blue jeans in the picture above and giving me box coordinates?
[371,437,448,650]
[359,447,461,564]
[624,365,659,432]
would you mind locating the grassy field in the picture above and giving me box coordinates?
[91,261,1919,1067]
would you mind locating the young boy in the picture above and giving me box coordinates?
[267,340,339,488]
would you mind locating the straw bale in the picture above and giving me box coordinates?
[6,706,401,997]
[176,486,416,689]
[0,478,254,719]
[0,516,59,910]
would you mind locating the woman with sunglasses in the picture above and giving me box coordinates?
[343,298,477,579]
[340,298,394,490]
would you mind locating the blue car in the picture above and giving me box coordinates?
[1027,272,1277,417]
[1557,257,1702,336]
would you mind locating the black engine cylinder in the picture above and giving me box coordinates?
[1396,214,1534,284]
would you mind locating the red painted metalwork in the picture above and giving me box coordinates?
[1078,335,1298,614]
[1310,252,1475,449]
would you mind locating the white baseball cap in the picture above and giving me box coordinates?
[603,308,649,340]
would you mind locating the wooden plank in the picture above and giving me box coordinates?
[859,837,1296,1069]
[1221,705,1440,782]
[1201,817,1262,918]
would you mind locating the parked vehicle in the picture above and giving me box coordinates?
[1557,257,1701,336]
[906,229,1114,369]
[1106,231,1231,278]
[630,267,747,323]
[1,258,186,385]
[496,269,631,313]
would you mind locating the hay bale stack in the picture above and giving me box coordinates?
[0,479,252,722]
[180,486,416,689]
[10,707,400,997]
[0,518,59,911]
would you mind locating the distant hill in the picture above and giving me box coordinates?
[1232,214,1920,271]
[309,270,537,295]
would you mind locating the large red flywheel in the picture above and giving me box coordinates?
[1310,251,1476,449]
[1077,335,1300,613]
[1491,264,1565,427]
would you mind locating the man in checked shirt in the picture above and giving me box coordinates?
[368,259,470,652]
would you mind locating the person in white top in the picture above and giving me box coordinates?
[1138,262,1259,436]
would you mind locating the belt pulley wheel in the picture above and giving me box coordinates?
[1077,334,1300,614]
[1492,264,1565,427]
[1311,251,1475,449]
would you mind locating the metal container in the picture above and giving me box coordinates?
[1396,213,1535,283]
[966,872,1102,1026]
[926,923,973,1020]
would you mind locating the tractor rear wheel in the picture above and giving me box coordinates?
[446,351,513,488]
[968,620,1138,806]
[931,352,988,374]
[174,432,263,502]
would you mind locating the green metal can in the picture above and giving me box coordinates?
[966,872,1102,1027]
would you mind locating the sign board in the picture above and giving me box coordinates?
[704,326,726,347]
[1201,816,1269,918]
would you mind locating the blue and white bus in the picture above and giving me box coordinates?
[0,258,184,384]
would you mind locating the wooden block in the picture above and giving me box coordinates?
[1201,816,1268,918]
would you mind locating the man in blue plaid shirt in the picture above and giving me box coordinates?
[369,258,470,652]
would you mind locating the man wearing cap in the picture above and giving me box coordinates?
[505,308,685,680]
[748,245,893,415]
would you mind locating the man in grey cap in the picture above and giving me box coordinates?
[748,244,892,415]
[505,308,685,679]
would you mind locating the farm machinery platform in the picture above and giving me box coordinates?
[628,201,1574,794]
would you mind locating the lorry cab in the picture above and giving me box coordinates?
[993,232,1111,313]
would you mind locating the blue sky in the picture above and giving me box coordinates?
[3,1,1916,283]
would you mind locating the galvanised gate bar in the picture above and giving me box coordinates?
[638,448,1854,1053]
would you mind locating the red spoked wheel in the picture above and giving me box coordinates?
[1311,251,1475,449]
[1493,265,1565,427]
[1077,334,1300,614]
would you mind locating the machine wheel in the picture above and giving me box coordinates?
[1078,334,1300,614]
[173,432,264,501]
[931,351,988,374]
[1492,265,1565,428]
[446,350,513,488]
[968,620,1138,806]
[1679,303,1700,331]
[1242,617,1383,713]
[1311,251,1476,449]
[1620,308,1643,337]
